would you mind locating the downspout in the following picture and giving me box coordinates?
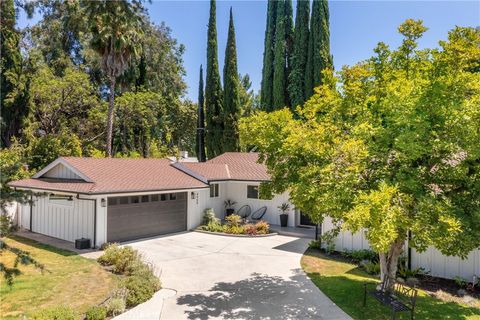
[29,191,33,232]
[76,195,97,249]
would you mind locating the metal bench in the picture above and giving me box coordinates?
[363,276,418,320]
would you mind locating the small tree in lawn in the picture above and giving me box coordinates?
[240,21,480,286]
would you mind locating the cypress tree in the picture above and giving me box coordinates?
[196,65,206,162]
[304,0,332,99]
[1,0,27,147]
[288,0,310,108]
[205,0,223,158]
[222,8,240,151]
[260,0,277,111]
[272,0,286,109]
[284,0,294,107]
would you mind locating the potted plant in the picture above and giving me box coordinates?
[278,203,290,227]
[224,200,237,216]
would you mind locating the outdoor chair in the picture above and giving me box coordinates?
[236,205,251,221]
[248,206,267,222]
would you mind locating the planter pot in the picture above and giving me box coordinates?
[226,208,235,216]
[280,214,288,227]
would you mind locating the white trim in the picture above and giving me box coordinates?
[33,158,93,182]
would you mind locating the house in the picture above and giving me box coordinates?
[9,153,305,247]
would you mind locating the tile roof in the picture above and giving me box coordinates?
[178,152,269,181]
[9,153,270,195]
[10,157,208,195]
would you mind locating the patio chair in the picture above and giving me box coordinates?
[236,205,251,221]
[248,206,267,222]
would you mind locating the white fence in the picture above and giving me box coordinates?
[322,217,480,281]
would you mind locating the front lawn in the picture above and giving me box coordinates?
[0,236,117,319]
[301,249,480,320]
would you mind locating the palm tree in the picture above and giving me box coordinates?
[84,0,144,157]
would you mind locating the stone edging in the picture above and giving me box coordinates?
[194,229,278,238]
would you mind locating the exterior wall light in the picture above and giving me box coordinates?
[101,198,106,207]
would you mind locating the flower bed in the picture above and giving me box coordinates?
[196,210,273,236]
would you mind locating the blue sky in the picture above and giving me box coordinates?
[18,1,480,101]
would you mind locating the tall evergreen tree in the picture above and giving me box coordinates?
[1,0,29,147]
[205,0,223,158]
[260,0,277,111]
[284,0,294,107]
[288,0,310,108]
[222,8,241,151]
[196,65,206,162]
[272,0,287,109]
[304,0,332,99]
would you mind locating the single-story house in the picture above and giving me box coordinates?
[9,152,313,247]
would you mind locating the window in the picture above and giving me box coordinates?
[108,198,117,206]
[210,183,219,198]
[151,194,159,202]
[247,185,259,199]
[160,194,167,201]
[141,195,149,203]
[119,197,129,205]
[169,193,177,200]
[49,194,73,206]
[130,196,139,204]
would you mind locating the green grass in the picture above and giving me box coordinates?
[0,236,117,319]
[301,249,480,320]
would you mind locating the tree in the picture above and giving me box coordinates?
[260,0,277,111]
[238,74,258,117]
[304,0,332,100]
[222,8,241,152]
[284,0,294,108]
[205,0,224,158]
[272,0,287,109]
[84,0,144,157]
[288,0,310,109]
[241,22,480,285]
[1,0,29,147]
[196,65,206,162]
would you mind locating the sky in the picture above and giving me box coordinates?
[18,1,480,101]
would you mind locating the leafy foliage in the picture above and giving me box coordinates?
[31,306,79,320]
[241,22,480,282]
[85,306,107,320]
[260,0,277,110]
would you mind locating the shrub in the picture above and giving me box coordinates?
[342,249,378,263]
[123,271,161,307]
[454,276,468,288]
[225,214,242,227]
[255,220,270,234]
[224,224,245,234]
[31,306,78,320]
[244,224,257,235]
[85,306,107,320]
[97,244,139,274]
[205,220,224,232]
[397,265,427,279]
[362,261,381,275]
[106,297,126,317]
[321,231,337,254]
[308,240,321,250]
[202,208,219,225]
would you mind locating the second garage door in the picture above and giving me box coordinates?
[107,192,187,242]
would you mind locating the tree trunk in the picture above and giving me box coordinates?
[106,78,116,157]
[379,237,405,291]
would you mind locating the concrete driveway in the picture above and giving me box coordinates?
[115,231,351,320]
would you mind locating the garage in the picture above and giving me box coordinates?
[107,192,187,242]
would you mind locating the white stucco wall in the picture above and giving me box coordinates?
[225,181,295,227]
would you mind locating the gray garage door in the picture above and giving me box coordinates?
[107,192,187,242]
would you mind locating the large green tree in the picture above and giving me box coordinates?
[260,0,277,111]
[284,0,294,108]
[196,65,206,162]
[241,22,480,284]
[1,0,29,147]
[288,0,310,109]
[304,0,332,99]
[272,0,287,109]
[222,8,241,152]
[84,0,144,157]
[205,0,223,158]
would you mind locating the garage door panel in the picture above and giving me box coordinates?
[107,192,187,242]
